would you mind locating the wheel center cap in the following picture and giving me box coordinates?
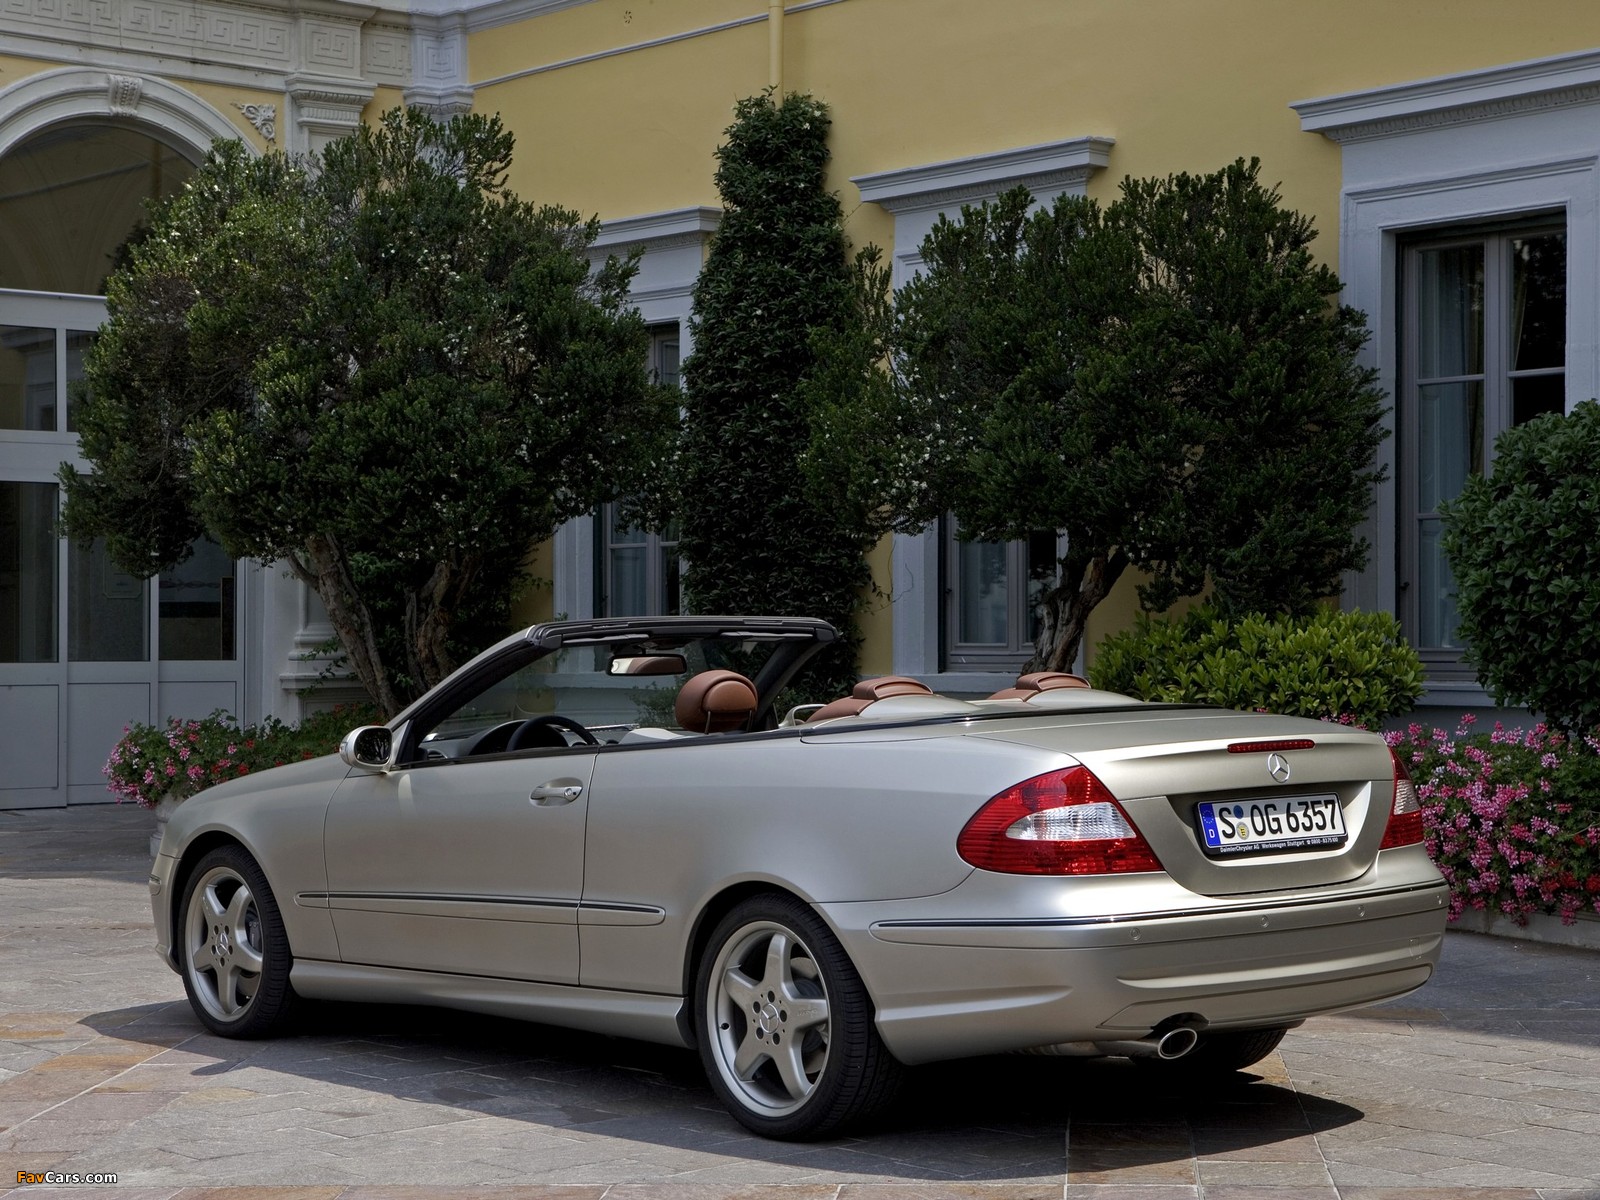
[217,928,232,957]
[758,1002,781,1033]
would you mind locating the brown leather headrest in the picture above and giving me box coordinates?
[674,669,758,733]
[851,675,934,701]
[988,671,1091,701]
[807,676,933,723]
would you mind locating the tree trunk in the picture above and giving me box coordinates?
[404,554,474,694]
[292,534,404,718]
[1032,550,1128,674]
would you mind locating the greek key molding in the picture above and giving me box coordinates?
[0,0,294,65]
[0,0,464,100]
[363,24,412,84]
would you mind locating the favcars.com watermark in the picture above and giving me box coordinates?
[17,1171,118,1185]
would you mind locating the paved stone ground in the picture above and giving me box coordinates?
[1,804,1597,1200]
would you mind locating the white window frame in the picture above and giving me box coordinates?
[1397,222,1566,679]
[1293,48,1600,709]
[852,137,1113,691]
[552,207,717,621]
[594,327,683,618]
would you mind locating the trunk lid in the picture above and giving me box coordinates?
[968,708,1394,897]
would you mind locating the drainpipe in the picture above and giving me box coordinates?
[768,0,784,93]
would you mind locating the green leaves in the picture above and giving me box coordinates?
[61,107,674,711]
[1441,399,1600,736]
[809,159,1388,670]
[1089,607,1424,728]
[677,92,874,699]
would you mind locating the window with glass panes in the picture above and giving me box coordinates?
[598,325,683,616]
[942,520,1058,672]
[1400,223,1565,675]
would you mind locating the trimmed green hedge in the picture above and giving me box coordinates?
[1088,607,1424,728]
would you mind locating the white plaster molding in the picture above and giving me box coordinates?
[556,206,714,617]
[0,0,464,117]
[1302,57,1600,692]
[853,136,1115,213]
[285,75,376,154]
[403,13,473,116]
[0,0,295,71]
[1294,47,1600,144]
[363,22,413,85]
[590,206,722,253]
[0,67,243,159]
[854,137,1114,290]
[233,101,277,141]
[106,74,143,115]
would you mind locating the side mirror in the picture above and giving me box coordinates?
[339,725,393,771]
[607,653,688,677]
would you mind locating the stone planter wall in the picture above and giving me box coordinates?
[1451,907,1600,952]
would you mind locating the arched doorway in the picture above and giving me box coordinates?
[1,79,251,808]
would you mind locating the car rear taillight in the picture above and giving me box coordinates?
[958,766,1163,875]
[1379,748,1425,849]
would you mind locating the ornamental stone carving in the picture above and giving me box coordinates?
[107,74,143,114]
[233,102,276,142]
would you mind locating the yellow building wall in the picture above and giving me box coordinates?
[469,0,1600,662]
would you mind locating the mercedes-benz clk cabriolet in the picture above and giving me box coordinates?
[151,615,1448,1138]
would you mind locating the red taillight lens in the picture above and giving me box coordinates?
[957,766,1163,875]
[1379,748,1424,849]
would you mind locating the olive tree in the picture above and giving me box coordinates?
[806,160,1388,671]
[62,108,674,715]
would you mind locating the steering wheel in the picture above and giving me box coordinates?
[507,713,599,750]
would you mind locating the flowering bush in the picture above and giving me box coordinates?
[1386,715,1600,925]
[106,704,379,809]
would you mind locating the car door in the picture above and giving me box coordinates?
[324,747,595,984]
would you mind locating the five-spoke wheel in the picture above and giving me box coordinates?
[695,894,900,1139]
[179,846,298,1038]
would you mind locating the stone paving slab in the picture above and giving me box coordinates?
[3,805,1600,1200]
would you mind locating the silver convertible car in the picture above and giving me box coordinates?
[151,615,1448,1138]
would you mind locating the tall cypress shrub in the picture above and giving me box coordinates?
[679,93,870,700]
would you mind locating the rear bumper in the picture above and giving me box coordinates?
[822,857,1449,1065]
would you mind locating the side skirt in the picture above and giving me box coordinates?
[290,960,689,1048]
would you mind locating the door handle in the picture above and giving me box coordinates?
[530,784,583,805]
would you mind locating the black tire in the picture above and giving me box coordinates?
[1141,1025,1289,1077]
[693,893,902,1139]
[178,845,299,1038]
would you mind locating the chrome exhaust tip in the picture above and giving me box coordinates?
[1153,1024,1200,1060]
[1021,1022,1203,1061]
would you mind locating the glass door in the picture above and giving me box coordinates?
[0,288,246,807]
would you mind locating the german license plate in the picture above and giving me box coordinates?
[1196,794,1346,857]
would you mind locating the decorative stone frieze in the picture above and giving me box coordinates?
[0,0,473,125]
[403,15,473,118]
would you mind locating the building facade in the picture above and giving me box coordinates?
[3,0,1597,806]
